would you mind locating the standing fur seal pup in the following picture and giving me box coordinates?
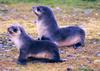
[32,6,85,48]
[7,24,62,65]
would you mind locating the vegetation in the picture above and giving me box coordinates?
[0,0,100,8]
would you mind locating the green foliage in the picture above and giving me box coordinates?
[79,66,94,71]
[0,0,99,8]
[82,0,97,1]
[0,0,39,4]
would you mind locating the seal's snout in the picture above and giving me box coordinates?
[32,6,37,11]
[32,6,35,9]
[32,6,40,16]
[32,6,42,12]
[8,27,13,34]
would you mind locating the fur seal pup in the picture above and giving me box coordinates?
[7,24,62,65]
[32,6,85,48]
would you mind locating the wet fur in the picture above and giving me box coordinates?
[32,6,85,48]
[7,25,62,65]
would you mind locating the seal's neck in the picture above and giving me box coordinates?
[11,36,22,49]
[11,33,33,49]
[38,15,59,31]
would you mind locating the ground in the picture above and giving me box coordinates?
[0,3,100,71]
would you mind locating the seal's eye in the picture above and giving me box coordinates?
[37,7,41,12]
[13,28,17,32]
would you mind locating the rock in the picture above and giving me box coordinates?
[96,52,100,57]
[0,44,3,48]
[67,65,73,71]
[67,68,73,71]
[0,4,8,11]
[94,60,100,63]
[59,50,65,54]
[0,33,14,49]
[0,4,9,16]
[4,49,11,52]
[66,54,76,59]
[90,38,100,44]
[83,9,93,16]
[67,54,75,57]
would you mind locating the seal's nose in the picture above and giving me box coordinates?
[32,6,36,11]
[7,28,13,34]
[32,6,35,9]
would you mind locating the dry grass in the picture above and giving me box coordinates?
[0,4,100,71]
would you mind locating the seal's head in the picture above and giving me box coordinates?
[8,25,20,37]
[32,6,53,18]
[7,25,26,39]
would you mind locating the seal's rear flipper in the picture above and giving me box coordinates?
[27,57,64,63]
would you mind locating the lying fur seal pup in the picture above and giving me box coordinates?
[7,25,62,65]
[32,6,85,48]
